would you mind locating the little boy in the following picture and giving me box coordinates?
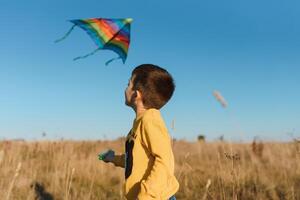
[99,64,179,200]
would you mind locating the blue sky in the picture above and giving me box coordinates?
[0,0,299,141]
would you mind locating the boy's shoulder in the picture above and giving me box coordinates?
[140,108,168,129]
[141,108,162,122]
[140,108,170,138]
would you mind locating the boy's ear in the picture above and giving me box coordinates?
[135,90,142,100]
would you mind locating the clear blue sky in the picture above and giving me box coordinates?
[0,0,299,141]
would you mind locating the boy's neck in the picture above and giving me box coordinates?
[133,97,147,119]
[135,106,147,119]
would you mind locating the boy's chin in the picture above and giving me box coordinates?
[125,100,131,107]
[125,101,135,109]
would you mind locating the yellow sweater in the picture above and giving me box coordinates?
[120,108,179,200]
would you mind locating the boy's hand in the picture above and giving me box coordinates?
[98,149,115,163]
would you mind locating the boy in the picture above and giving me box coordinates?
[99,64,179,200]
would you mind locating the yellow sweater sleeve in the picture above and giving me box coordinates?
[137,118,171,199]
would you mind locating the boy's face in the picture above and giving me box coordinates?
[125,75,135,107]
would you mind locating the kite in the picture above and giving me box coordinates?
[55,18,132,65]
[213,90,228,108]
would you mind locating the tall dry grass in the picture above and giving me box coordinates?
[0,139,299,200]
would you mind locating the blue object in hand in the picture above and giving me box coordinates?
[98,149,115,162]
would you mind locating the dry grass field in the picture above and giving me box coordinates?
[0,139,300,200]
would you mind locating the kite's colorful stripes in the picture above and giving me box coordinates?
[55,18,132,65]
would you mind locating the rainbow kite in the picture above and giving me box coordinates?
[55,18,132,65]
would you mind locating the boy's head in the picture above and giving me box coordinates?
[125,64,175,110]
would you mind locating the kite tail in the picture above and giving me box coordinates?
[73,48,100,61]
[54,24,76,43]
[105,56,122,66]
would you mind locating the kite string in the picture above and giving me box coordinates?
[105,56,121,66]
[54,24,76,43]
[73,48,100,61]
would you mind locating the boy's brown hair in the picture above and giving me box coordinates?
[132,64,175,109]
